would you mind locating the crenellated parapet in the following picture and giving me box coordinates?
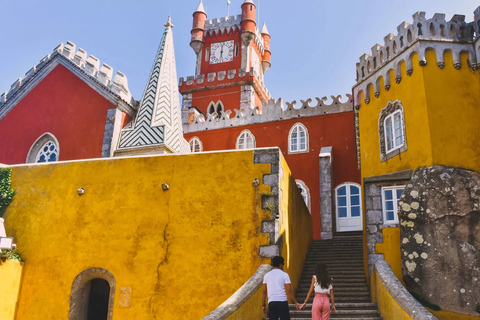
[202,14,265,54]
[179,66,271,101]
[0,41,134,111]
[353,7,480,105]
[182,94,353,133]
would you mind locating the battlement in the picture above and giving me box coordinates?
[353,6,480,106]
[356,8,480,84]
[179,67,271,100]
[205,15,242,30]
[0,41,133,110]
[203,15,265,54]
[182,94,353,133]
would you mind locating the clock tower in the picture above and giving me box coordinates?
[180,0,272,123]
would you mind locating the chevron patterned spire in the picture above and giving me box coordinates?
[116,16,189,155]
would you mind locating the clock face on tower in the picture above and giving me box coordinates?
[210,40,234,64]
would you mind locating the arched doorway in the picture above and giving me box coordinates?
[86,278,110,320]
[69,268,115,320]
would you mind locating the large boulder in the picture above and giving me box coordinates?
[399,166,480,316]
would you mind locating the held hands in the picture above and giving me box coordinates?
[300,302,307,310]
[295,302,302,310]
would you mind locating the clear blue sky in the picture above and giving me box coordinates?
[0,1,477,104]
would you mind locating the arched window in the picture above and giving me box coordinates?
[26,133,60,163]
[335,183,362,219]
[288,123,308,153]
[207,101,224,115]
[236,130,255,149]
[189,137,203,153]
[295,180,311,212]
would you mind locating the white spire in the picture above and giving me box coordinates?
[195,0,206,14]
[116,16,189,155]
[261,22,269,35]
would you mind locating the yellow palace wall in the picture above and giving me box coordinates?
[358,51,480,275]
[2,149,311,320]
[0,260,23,320]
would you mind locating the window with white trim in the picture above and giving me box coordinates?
[236,130,255,149]
[379,100,407,162]
[295,180,311,212]
[335,183,362,218]
[382,186,405,224]
[384,110,404,153]
[189,137,203,153]
[26,133,60,163]
[288,123,308,153]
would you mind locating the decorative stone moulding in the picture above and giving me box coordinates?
[179,67,271,100]
[0,41,134,110]
[183,94,353,133]
[353,7,480,105]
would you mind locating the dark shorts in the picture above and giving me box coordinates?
[268,301,290,320]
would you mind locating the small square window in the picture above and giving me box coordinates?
[381,186,405,224]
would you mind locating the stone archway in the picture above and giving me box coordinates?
[69,268,115,320]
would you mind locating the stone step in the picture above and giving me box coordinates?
[289,303,378,310]
[290,309,380,316]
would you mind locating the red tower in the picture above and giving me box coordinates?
[180,0,271,122]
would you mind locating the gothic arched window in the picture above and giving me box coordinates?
[26,133,60,163]
[189,137,203,153]
[288,123,308,153]
[236,130,256,149]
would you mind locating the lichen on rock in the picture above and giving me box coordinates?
[399,166,480,316]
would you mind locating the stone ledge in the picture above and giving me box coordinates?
[202,264,273,320]
[374,260,438,320]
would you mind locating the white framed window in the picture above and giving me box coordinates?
[379,100,407,162]
[295,180,311,213]
[26,132,60,163]
[384,110,404,153]
[382,186,405,224]
[236,130,255,149]
[189,137,203,153]
[288,123,308,153]
[335,183,362,218]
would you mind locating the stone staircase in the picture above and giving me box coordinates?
[289,232,382,320]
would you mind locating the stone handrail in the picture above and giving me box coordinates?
[374,260,438,320]
[201,264,272,320]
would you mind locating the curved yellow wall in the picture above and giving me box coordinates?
[423,51,480,171]
[4,151,280,320]
[278,155,313,294]
[370,266,413,320]
[0,260,23,320]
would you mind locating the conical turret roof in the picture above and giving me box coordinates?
[116,16,189,155]
[261,22,270,35]
[195,0,206,14]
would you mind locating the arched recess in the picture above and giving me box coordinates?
[26,132,60,163]
[69,268,116,320]
[295,180,311,213]
[207,101,224,115]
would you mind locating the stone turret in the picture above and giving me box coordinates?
[261,22,271,74]
[240,0,256,46]
[190,0,207,55]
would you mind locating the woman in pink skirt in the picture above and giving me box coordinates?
[300,263,336,320]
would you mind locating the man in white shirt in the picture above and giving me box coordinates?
[262,256,301,320]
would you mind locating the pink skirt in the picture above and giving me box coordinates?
[312,293,330,320]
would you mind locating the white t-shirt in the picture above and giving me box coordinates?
[263,269,291,302]
[313,275,332,294]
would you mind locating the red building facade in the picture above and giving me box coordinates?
[0,42,135,165]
